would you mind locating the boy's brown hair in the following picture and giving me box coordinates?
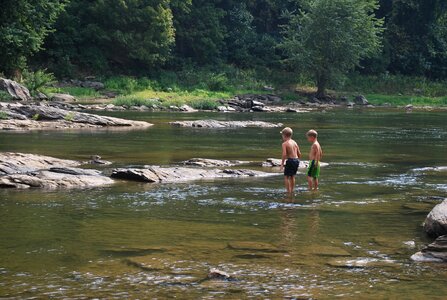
[306,129,318,138]
[281,127,293,137]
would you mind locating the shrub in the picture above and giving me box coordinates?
[64,112,75,121]
[189,98,219,110]
[32,114,40,121]
[113,95,160,107]
[206,73,229,91]
[22,69,56,94]
[104,76,139,94]
[0,91,13,101]
[0,111,9,119]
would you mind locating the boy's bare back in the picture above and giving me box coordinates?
[282,139,300,159]
[309,141,323,161]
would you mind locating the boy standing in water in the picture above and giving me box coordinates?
[280,127,301,193]
[306,129,323,191]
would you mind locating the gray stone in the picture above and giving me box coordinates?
[252,105,269,112]
[170,120,282,128]
[354,95,369,105]
[179,104,197,112]
[182,158,249,167]
[261,158,328,169]
[411,235,447,263]
[424,199,447,237]
[208,268,232,280]
[0,152,80,175]
[51,93,76,102]
[0,78,31,101]
[111,166,274,183]
[80,81,104,90]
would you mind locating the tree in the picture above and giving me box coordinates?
[281,0,383,98]
[0,0,65,78]
[44,0,176,76]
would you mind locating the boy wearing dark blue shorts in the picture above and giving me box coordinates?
[280,127,301,193]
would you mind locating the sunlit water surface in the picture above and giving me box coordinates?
[1,109,446,299]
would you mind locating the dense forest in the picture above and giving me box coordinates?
[1,0,447,96]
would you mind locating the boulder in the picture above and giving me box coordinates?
[182,158,249,167]
[51,93,76,102]
[0,78,31,101]
[80,81,104,90]
[252,106,269,112]
[354,95,369,106]
[179,104,197,112]
[424,199,447,237]
[208,268,233,280]
[169,120,282,129]
[111,166,274,183]
[411,235,447,263]
[88,155,112,165]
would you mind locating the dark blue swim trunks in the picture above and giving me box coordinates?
[284,158,299,176]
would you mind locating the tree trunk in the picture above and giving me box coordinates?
[315,76,327,99]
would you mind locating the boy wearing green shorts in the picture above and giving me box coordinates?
[306,130,323,191]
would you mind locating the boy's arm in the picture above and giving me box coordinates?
[280,143,287,170]
[296,143,302,159]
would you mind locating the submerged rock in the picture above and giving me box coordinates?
[261,158,329,169]
[182,158,249,167]
[227,241,286,253]
[207,268,233,280]
[88,155,112,165]
[169,119,283,128]
[51,93,76,102]
[424,199,447,237]
[411,235,447,263]
[0,78,31,101]
[327,257,396,268]
[111,166,274,183]
[354,95,369,106]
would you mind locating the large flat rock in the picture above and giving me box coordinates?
[169,119,283,128]
[0,152,80,175]
[0,167,113,189]
[0,102,153,130]
[0,153,113,189]
[111,166,275,183]
[182,158,250,167]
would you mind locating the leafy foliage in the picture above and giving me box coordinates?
[281,0,383,97]
[0,0,66,77]
[22,69,56,94]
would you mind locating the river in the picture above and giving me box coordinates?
[1,109,446,298]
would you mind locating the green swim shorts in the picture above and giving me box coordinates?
[307,160,320,178]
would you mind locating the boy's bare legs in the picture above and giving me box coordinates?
[307,176,313,190]
[314,178,319,190]
[290,176,296,193]
[284,176,291,193]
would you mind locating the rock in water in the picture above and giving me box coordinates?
[411,235,447,263]
[0,78,31,101]
[170,120,282,128]
[424,199,447,237]
[208,268,231,280]
[111,166,274,183]
[182,158,249,167]
[0,152,113,189]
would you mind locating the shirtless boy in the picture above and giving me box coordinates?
[280,127,301,193]
[306,129,323,191]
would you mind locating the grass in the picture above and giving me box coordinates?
[113,88,264,109]
[364,94,447,106]
[42,86,101,100]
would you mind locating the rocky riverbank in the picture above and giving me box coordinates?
[0,153,286,189]
[0,102,153,130]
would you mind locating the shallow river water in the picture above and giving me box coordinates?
[1,109,447,299]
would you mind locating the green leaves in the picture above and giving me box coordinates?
[281,0,383,96]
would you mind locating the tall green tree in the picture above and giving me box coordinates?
[281,0,383,97]
[0,0,65,78]
[44,0,175,76]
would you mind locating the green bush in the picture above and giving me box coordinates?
[113,95,160,107]
[104,76,139,94]
[206,73,229,91]
[22,69,56,94]
[189,98,219,110]
[0,91,13,101]
[64,112,75,121]
[0,111,9,119]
